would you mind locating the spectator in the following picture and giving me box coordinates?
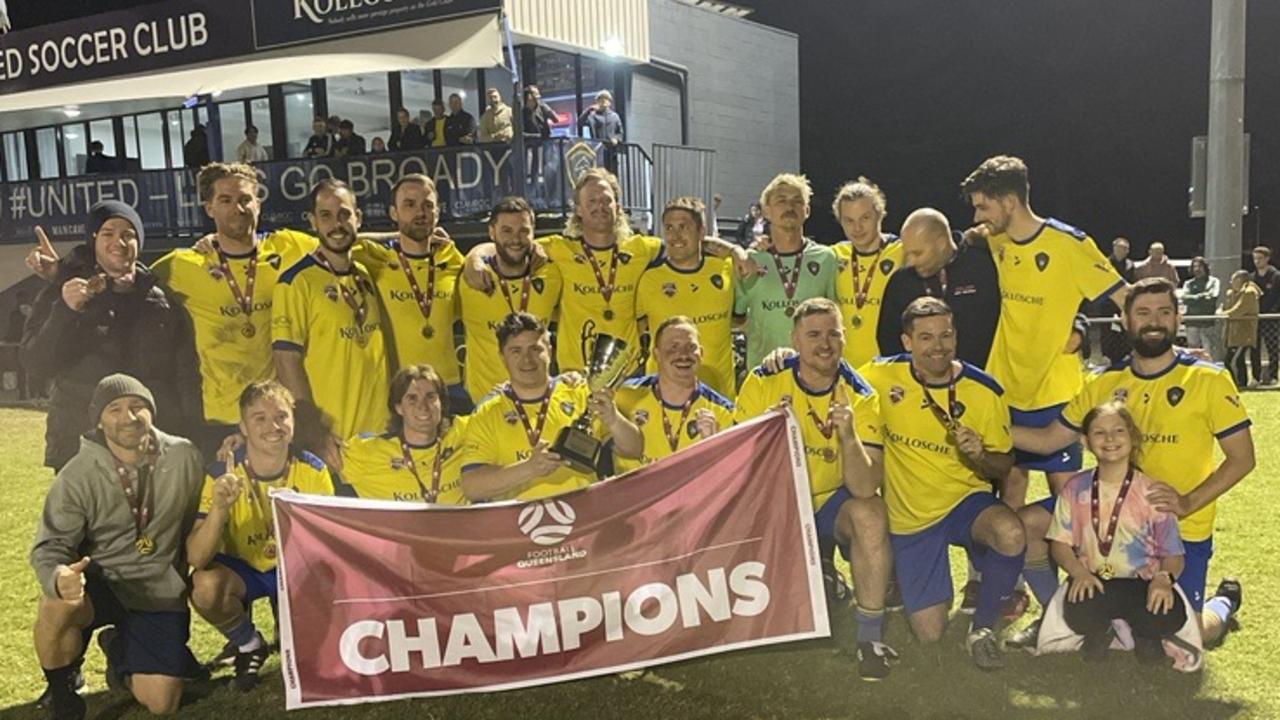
[1097,237,1136,363]
[5,290,34,399]
[1181,256,1222,359]
[370,136,387,153]
[1133,241,1179,284]
[521,85,558,137]
[334,119,366,158]
[710,194,723,238]
[445,93,475,145]
[1108,236,1136,280]
[84,141,115,174]
[388,107,424,152]
[425,99,449,148]
[478,87,514,143]
[736,201,768,247]
[183,124,210,169]
[1250,245,1280,385]
[579,90,624,147]
[302,115,335,158]
[20,201,201,470]
[1224,269,1260,387]
[236,125,269,163]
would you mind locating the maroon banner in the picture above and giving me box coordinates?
[272,412,827,710]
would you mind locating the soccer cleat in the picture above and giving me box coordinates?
[209,639,238,669]
[1000,588,1031,622]
[884,577,904,612]
[966,627,1004,670]
[97,628,125,692]
[1213,577,1243,612]
[958,580,980,615]
[36,662,83,709]
[1005,617,1042,652]
[1082,628,1114,663]
[48,690,86,720]
[856,641,898,681]
[233,638,271,692]
[821,558,852,608]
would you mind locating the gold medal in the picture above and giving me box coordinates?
[264,542,278,560]
[821,447,837,463]
[1098,560,1114,580]
[785,306,795,318]
[135,536,155,555]
[422,325,434,339]
[603,308,615,321]
[241,324,256,339]
[851,315,863,329]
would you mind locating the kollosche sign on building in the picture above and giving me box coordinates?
[0,0,500,96]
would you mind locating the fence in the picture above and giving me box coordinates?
[1083,314,1280,389]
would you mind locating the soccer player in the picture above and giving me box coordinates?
[31,375,204,717]
[636,197,736,395]
[458,197,562,402]
[460,312,643,501]
[151,163,316,458]
[1010,278,1254,648]
[343,364,470,504]
[735,174,839,369]
[352,174,469,413]
[830,178,905,368]
[187,380,336,691]
[960,156,1126,504]
[858,298,1025,670]
[734,298,894,680]
[272,179,391,451]
[613,317,735,473]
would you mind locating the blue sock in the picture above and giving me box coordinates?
[854,605,884,643]
[1204,596,1235,626]
[974,548,1024,630]
[1023,556,1060,608]
[225,617,258,648]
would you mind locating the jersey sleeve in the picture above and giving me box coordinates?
[733,268,752,317]
[1207,370,1251,439]
[822,249,840,302]
[197,473,216,517]
[733,371,768,423]
[979,390,1013,454]
[271,272,308,350]
[1070,235,1126,303]
[1059,375,1101,431]
[149,250,178,285]
[459,407,500,469]
[852,386,883,448]
[637,235,664,265]
[263,229,319,266]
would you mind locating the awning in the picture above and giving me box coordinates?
[0,12,503,114]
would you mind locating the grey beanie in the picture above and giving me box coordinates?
[87,200,145,249]
[89,373,156,424]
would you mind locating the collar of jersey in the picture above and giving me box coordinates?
[213,241,258,259]
[853,236,889,257]
[771,238,810,257]
[665,256,706,274]
[1009,221,1049,246]
[392,240,434,260]
[234,446,291,482]
[492,261,533,281]
[1128,352,1181,380]
[654,380,703,409]
[399,433,441,450]
[508,378,556,403]
[790,361,839,396]
[312,253,354,276]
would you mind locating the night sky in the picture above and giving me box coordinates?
[9,1,1279,258]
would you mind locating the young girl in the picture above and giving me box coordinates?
[1047,401,1187,664]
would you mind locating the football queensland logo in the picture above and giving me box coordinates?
[518,499,576,546]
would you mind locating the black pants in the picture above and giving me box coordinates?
[1227,347,1251,386]
[1249,319,1280,382]
[1063,577,1186,641]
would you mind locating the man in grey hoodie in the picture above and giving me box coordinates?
[31,374,204,719]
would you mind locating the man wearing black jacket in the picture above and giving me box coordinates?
[444,93,475,145]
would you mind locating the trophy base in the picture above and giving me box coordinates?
[553,426,603,476]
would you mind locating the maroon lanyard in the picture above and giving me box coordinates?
[313,252,369,328]
[503,383,552,447]
[214,242,259,337]
[849,242,883,310]
[1091,466,1136,558]
[489,258,533,314]
[584,243,620,307]
[394,244,438,331]
[913,365,959,431]
[805,382,840,439]
[400,439,444,502]
[769,246,803,301]
[111,455,153,551]
[654,384,697,452]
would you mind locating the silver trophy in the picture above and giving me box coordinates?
[554,333,634,474]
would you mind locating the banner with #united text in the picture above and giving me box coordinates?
[271,411,828,710]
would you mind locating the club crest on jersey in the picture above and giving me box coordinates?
[952,401,967,418]
[1113,388,1129,403]
[880,259,895,275]
[390,457,407,470]
[1035,252,1050,271]
[634,409,649,426]
[1167,387,1185,407]
[889,386,905,404]
[266,254,283,270]
[839,259,849,271]
[711,274,724,289]
[504,410,519,425]
[561,401,576,415]
[207,266,225,280]
[324,285,339,302]
[532,277,545,294]
[619,252,633,264]
[662,282,678,298]
[807,261,821,276]
[441,446,455,460]
[687,420,699,439]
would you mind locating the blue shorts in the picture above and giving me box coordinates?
[890,492,1002,614]
[82,575,200,679]
[1011,405,1082,473]
[214,553,278,606]
[1178,537,1214,612]
[814,486,854,561]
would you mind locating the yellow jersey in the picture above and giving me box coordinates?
[1060,353,1251,541]
[150,230,313,424]
[612,374,736,473]
[540,233,663,372]
[271,254,391,438]
[459,379,602,501]
[987,219,1124,412]
[635,256,736,396]
[734,357,882,508]
[197,449,336,572]
[833,238,905,369]
[341,417,470,505]
[458,260,563,401]
[858,355,1012,534]
[353,239,466,384]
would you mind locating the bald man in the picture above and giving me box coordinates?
[1134,241,1180,285]
[878,209,1001,366]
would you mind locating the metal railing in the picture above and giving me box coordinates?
[1083,313,1280,388]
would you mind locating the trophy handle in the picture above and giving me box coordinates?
[580,321,596,372]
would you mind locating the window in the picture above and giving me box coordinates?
[62,123,88,175]
[402,70,437,127]
[135,113,166,170]
[3,132,28,181]
[440,69,479,119]
[89,119,116,158]
[218,102,248,163]
[249,97,272,158]
[34,127,59,179]
[166,110,186,168]
[123,116,139,171]
[578,56,616,140]
[327,73,391,151]
[282,82,314,158]
[533,47,581,136]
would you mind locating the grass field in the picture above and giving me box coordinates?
[0,397,1276,720]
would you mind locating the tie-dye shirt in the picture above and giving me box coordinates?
[1047,468,1184,580]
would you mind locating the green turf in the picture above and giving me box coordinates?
[0,397,1276,719]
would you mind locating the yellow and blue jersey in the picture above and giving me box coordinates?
[612,374,736,473]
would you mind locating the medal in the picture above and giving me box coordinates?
[848,240,883,312]
[241,324,256,339]
[135,536,155,555]
[422,325,434,339]
[1090,466,1136,580]
[245,459,292,562]
[851,315,863,329]
[213,242,260,335]
[914,364,960,433]
[264,543,278,560]
[785,306,795,318]
[821,447,837,463]
[395,243,439,337]
[583,241,621,324]
[603,308,615,321]
[768,243,803,305]
[400,438,445,502]
[655,383,697,453]
[504,383,552,447]
[112,450,155,557]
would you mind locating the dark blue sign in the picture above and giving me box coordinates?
[252,0,500,50]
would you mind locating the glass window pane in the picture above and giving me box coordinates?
[136,113,166,170]
[35,127,59,179]
[123,117,139,171]
[249,97,272,159]
[488,66,515,109]
[89,120,116,158]
[402,70,437,127]
[3,132,28,181]
[533,47,580,136]
[327,73,391,153]
[167,110,185,168]
[440,69,479,118]
[62,124,88,176]
[282,83,314,159]
[578,56,615,140]
[219,102,247,162]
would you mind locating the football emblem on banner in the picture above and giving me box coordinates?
[518,499,577,546]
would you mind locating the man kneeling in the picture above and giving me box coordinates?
[186,381,337,691]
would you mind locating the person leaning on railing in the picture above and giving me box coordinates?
[1180,256,1222,361]
[1223,269,1260,388]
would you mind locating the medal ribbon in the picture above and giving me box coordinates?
[655,384,697,453]
[769,245,803,301]
[244,457,294,546]
[394,243,438,326]
[400,439,444,502]
[850,242,883,310]
[1090,466,1136,562]
[111,455,153,543]
[913,365,959,431]
[489,258,533,314]
[313,252,369,329]
[504,383,552,447]
[213,242,258,322]
[584,243,621,307]
[805,382,840,439]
